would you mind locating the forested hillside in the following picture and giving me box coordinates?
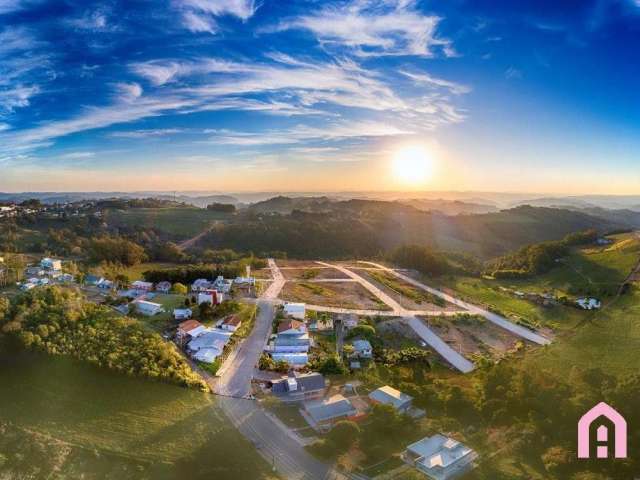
[196,201,622,259]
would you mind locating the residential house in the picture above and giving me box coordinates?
[220,314,242,332]
[25,266,45,277]
[273,333,311,352]
[197,290,223,305]
[351,339,373,359]
[271,372,326,402]
[342,314,359,329]
[271,352,309,366]
[213,276,233,293]
[403,434,477,480]
[192,278,213,292]
[97,279,113,289]
[278,319,307,336]
[176,319,205,342]
[173,308,193,321]
[187,328,233,363]
[40,257,62,272]
[576,297,601,310]
[283,302,306,320]
[85,274,104,286]
[133,300,163,316]
[156,281,172,293]
[304,394,358,429]
[57,273,75,283]
[369,385,413,412]
[132,280,154,293]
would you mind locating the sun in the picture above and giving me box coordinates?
[392,145,433,185]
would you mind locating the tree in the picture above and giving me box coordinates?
[207,203,236,213]
[172,282,188,295]
[326,421,360,450]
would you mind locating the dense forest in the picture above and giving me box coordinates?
[0,288,207,390]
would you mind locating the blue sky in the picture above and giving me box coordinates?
[0,0,639,193]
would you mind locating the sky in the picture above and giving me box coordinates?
[0,0,639,194]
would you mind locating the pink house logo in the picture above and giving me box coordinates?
[578,402,627,459]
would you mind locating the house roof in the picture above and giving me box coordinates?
[284,302,305,312]
[188,329,232,352]
[156,281,171,287]
[272,372,325,394]
[369,385,413,409]
[352,339,372,351]
[406,434,474,470]
[223,314,242,326]
[178,319,202,333]
[135,300,162,308]
[305,394,357,423]
[278,319,305,334]
[271,352,308,365]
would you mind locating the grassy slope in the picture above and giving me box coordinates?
[106,207,230,238]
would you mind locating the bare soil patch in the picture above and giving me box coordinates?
[280,281,390,310]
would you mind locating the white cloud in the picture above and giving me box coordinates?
[204,121,414,146]
[58,151,95,159]
[0,85,40,114]
[400,70,471,95]
[272,0,452,57]
[0,26,43,54]
[114,82,143,102]
[0,0,38,14]
[0,122,10,131]
[181,10,218,33]
[177,0,257,21]
[110,128,186,138]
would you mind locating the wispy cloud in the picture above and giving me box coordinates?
[181,10,218,34]
[110,128,186,138]
[270,0,452,57]
[177,0,257,21]
[0,85,40,114]
[399,70,471,95]
[58,151,95,159]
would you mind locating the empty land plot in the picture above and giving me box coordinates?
[282,267,350,280]
[280,281,391,310]
[361,270,460,311]
[423,314,520,359]
[276,260,330,269]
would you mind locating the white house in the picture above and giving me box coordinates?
[187,328,233,363]
[173,308,193,321]
[220,314,242,332]
[271,352,309,366]
[197,290,223,306]
[40,257,62,272]
[351,339,373,359]
[234,276,255,286]
[284,302,306,320]
[403,435,477,480]
[369,385,413,412]
[176,319,205,341]
[278,319,307,336]
[132,280,154,292]
[156,281,172,293]
[97,279,114,289]
[576,297,601,310]
[192,278,213,292]
[213,276,233,293]
[134,300,163,316]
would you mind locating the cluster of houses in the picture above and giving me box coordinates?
[268,373,475,479]
[265,303,311,367]
[175,314,242,364]
[20,257,74,290]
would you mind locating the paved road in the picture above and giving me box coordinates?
[305,303,467,317]
[317,261,476,373]
[214,299,275,397]
[218,396,332,480]
[263,258,286,300]
[360,261,551,346]
[406,316,475,373]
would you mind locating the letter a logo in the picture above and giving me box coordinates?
[578,402,627,459]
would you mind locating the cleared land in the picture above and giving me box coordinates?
[359,269,459,311]
[280,281,390,310]
[281,267,350,280]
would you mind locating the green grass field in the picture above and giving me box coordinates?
[106,207,230,239]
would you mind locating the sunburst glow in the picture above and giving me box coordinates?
[392,145,434,185]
